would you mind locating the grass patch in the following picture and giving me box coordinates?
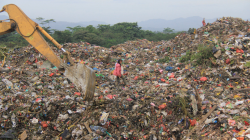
[179,51,192,63]
[244,61,250,67]
[179,44,214,66]
[221,48,226,53]
[156,56,170,63]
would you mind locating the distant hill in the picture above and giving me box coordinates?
[33,20,107,31]
[1,15,249,32]
[0,15,106,30]
[138,16,217,31]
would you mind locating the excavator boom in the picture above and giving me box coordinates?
[0,4,63,67]
[0,4,95,100]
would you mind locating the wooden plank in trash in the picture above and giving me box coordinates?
[229,77,243,80]
[186,104,217,138]
[233,88,250,92]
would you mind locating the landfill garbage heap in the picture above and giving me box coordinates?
[0,17,250,140]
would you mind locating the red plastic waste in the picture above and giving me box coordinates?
[200,77,208,81]
[244,121,249,126]
[35,98,41,102]
[236,49,244,53]
[134,76,138,80]
[161,79,165,82]
[189,119,197,126]
[74,92,81,96]
[41,121,50,128]
[237,137,244,140]
[158,103,167,109]
[169,73,175,78]
[106,94,113,99]
[126,98,133,101]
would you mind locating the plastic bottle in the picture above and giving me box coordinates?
[31,92,36,97]
[178,118,184,124]
[11,113,16,128]
[202,101,210,105]
[235,100,244,106]
[63,80,68,85]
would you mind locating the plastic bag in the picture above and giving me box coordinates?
[2,79,13,89]
[200,77,207,82]
[165,66,173,71]
[90,125,107,133]
[189,119,197,126]
[158,103,167,109]
[0,129,15,139]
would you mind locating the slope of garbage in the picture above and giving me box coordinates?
[0,17,250,140]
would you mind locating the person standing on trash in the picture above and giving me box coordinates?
[113,59,126,88]
[202,18,206,26]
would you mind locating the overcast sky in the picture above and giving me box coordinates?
[0,0,249,24]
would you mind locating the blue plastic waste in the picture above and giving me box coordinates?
[90,125,107,133]
[93,67,100,71]
[165,66,173,71]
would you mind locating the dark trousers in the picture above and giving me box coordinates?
[116,75,126,87]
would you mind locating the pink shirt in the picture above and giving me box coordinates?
[113,63,121,77]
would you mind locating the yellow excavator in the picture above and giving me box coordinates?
[0,4,95,100]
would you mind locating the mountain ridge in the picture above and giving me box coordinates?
[0,15,249,31]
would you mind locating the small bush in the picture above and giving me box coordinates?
[179,51,192,63]
[157,56,170,63]
[244,62,250,67]
[179,44,213,66]
[221,48,226,53]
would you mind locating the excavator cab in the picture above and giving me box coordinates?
[0,4,96,100]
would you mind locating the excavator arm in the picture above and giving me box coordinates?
[0,4,65,68]
[0,4,95,100]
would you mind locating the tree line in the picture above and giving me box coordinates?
[0,17,185,48]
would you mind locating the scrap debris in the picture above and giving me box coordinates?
[0,17,250,139]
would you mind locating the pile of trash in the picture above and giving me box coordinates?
[0,17,250,140]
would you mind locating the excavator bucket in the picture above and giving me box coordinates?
[64,63,96,101]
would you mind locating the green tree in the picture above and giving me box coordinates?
[53,30,72,43]
[188,28,195,34]
[36,17,45,26]
[43,19,56,27]
[36,17,55,34]
[97,24,111,32]
[163,27,174,34]
[84,33,104,45]
[73,30,89,42]
[0,17,182,49]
